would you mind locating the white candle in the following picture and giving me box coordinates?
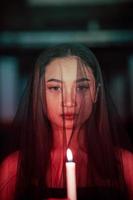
[66,148,77,200]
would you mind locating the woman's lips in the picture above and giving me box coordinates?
[61,113,77,120]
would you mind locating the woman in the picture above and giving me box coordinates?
[0,43,133,200]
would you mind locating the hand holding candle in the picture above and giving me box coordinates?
[66,148,77,200]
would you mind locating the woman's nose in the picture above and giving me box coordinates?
[62,88,76,107]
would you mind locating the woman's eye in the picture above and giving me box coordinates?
[76,85,89,92]
[48,86,62,91]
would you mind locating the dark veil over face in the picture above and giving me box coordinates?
[14,44,132,199]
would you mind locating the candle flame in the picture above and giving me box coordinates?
[67,148,73,161]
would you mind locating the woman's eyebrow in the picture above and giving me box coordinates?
[76,78,90,82]
[47,78,62,83]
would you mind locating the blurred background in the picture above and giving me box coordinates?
[0,0,133,160]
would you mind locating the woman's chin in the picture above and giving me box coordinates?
[56,120,75,130]
[63,120,76,130]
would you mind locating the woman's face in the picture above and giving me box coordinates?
[45,56,96,130]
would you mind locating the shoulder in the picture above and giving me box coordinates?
[0,151,19,200]
[121,148,133,164]
[0,151,19,186]
[121,149,133,179]
[120,148,133,175]
[119,149,133,199]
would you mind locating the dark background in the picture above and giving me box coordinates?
[0,0,133,161]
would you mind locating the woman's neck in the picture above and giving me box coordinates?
[47,125,88,188]
[51,125,86,151]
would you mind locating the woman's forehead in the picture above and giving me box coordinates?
[45,56,94,81]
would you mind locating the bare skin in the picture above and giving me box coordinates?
[45,56,96,187]
[45,56,96,147]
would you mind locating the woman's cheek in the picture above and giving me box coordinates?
[46,95,60,121]
[80,98,93,121]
